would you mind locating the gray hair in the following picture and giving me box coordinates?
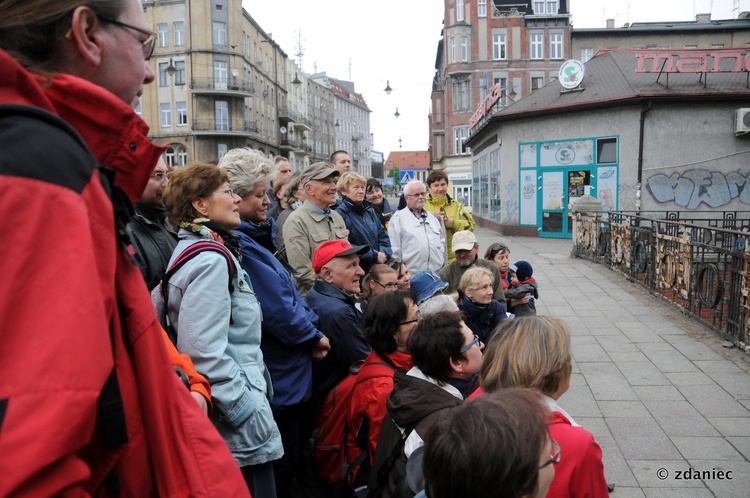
[419,294,459,316]
[403,180,426,196]
[218,148,275,198]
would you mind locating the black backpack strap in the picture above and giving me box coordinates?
[160,241,237,344]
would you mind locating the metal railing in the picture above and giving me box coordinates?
[573,210,750,348]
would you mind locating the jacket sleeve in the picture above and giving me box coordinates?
[161,328,212,409]
[387,212,402,261]
[171,253,256,428]
[0,123,114,494]
[451,202,475,232]
[283,215,315,297]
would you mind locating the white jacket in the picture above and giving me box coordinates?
[388,207,446,273]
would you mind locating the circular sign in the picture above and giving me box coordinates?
[558,60,585,90]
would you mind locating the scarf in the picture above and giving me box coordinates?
[179,218,242,259]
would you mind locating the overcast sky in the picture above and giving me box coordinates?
[242,0,744,156]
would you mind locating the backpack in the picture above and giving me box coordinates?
[154,240,237,344]
[313,360,395,488]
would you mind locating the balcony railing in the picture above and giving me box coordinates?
[192,118,258,134]
[190,77,255,94]
[573,210,750,347]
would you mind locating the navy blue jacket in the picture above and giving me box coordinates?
[335,197,392,273]
[306,279,370,405]
[234,218,324,409]
[458,296,507,346]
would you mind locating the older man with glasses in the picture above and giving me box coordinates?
[387,180,446,274]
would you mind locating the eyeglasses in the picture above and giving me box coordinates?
[539,438,561,469]
[211,187,235,197]
[99,17,157,60]
[399,312,421,326]
[373,280,400,291]
[406,192,426,197]
[459,334,481,353]
[150,171,171,182]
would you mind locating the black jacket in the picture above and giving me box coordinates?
[369,370,463,498]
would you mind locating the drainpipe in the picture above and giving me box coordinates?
[636,100,652,215]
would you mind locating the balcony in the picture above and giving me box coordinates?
[192,118,259,137]
[190,77,254,97]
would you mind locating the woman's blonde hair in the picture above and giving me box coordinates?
[459,266,494,292]
[480,316,572,396]
[336,172,367,196]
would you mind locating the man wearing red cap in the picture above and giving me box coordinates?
[306,239,371,405]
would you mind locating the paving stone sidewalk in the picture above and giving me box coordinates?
[472,227,750,498]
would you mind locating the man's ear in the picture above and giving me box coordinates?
[68,7,106,67]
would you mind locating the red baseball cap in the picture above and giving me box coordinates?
[312,239,369,273]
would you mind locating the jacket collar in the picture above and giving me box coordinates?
[42,73,166,203]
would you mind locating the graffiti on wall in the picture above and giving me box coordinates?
[646,169,750,209]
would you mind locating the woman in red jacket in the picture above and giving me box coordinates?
[473,316,610,498]
[345,290,417,489]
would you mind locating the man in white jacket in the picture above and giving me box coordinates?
[388,180,446,273]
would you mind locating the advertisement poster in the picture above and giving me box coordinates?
[597,166,618,210]
[542,171,564,210]
[520,171,537,225]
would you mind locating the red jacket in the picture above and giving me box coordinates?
[547,411,609,498]
[0,49,248,497]
[346,350,413,473]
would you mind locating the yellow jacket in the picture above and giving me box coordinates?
[424,194,475,263]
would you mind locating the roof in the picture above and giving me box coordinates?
[466,48,750,145]
[385,151,431,170]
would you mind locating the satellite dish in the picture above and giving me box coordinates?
[280,126,287,134]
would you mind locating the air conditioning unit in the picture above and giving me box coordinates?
[734,108,750,136]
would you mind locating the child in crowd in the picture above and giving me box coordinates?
[505,260,538,316]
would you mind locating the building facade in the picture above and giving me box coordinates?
[430,0,572,207]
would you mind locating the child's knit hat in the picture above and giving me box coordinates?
[509,260,533,282]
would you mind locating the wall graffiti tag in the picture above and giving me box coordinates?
[646,169,750,209]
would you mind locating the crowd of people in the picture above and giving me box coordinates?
[0,2,610,496]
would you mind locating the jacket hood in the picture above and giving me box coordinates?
[386,371,462,428]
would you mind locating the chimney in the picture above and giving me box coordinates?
[606,18,615,28]
[696,13,711,23]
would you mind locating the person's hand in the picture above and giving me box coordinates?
[312,335,331,361]
[190,391,209,415]
[377,251,387,264]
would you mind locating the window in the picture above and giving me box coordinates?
[492,34,507,60]
[478,0,487,17]
[580,47,593,62]
[174,60,186,85]
[531,76,544,91]
[597,138,618,164]
[212,22,226,45]
[215,101,229,131]
[176,101,187,126]
[157,23,168,47]
[160,103,171,127]
[174,22,184,46]
[550,33,563,59]
[450,38,456,63]
[454,126,469,155]
[457,0,464,22]
[158,62,169,87]
[452,77,470,112]
[546,0,558,13]
[533,0,544,13]
[530,33,543,59]
[461,36,468,62]
[214,61,228,90]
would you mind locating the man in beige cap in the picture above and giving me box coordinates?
[283,162,350,296]
[438,230,505,304]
